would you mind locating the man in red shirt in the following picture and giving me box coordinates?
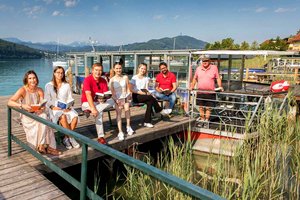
[154,62,177,114]
[81,63,114,144]
[189,55,223,127]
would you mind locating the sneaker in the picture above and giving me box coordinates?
[126,126,135,136]
[69,137,80,148]
[144,123,154,128]
[97,137,107,144]
[63,138,72,150]
[118,132,125,141]
[160,109,169,116]
[166,109,172,114]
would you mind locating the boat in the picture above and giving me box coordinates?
[52,39,69,72]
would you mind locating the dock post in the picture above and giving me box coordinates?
[80,143,88,200]
[7,107,12,157]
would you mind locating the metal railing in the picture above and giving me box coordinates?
[7,105,224,200]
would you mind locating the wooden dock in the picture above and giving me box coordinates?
[0,94,192,198]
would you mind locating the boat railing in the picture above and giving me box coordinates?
[188,90,289,136]
[188,90,265,135]
[7,105,224,200]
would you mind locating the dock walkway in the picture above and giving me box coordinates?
[0,94,191,198]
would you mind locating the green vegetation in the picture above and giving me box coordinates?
[219,56,272,69]
[0,39,43,59]
[107,100,299,199]
[205,37,288,51]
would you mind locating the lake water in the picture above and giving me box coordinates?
[0,59,54,96]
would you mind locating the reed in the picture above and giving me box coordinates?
[107,101,299,199]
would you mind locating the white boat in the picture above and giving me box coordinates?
[52,60,69,71]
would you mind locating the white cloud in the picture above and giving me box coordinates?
[52,10,63,16]
[173,15,180,20]
[153,15,163,20]
[43,0,54,4]
[64,0,78,8]
[0,4,13,11]
[93,5,99,11]
[274,7,296,13]
[23,6,43,18]
[255,7,267,13]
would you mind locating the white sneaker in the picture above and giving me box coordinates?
[118,132,124,141]
[166,109,172,114]
[69,137,80,148]
[126,126,135,136]
[160,109,169,116]
[144,123,154,128]
[63,138,72,150]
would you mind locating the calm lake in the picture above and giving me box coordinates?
[0,59,54,96]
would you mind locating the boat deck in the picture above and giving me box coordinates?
[0,94,191,198]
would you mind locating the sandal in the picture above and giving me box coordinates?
[37,145,47,154]
[46,146,62,156]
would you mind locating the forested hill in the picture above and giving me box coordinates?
[121,35,207,50]
[0,39,43,59]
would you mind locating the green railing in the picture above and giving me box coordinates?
[7,106,224,200]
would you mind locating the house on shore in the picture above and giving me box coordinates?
[288,33,300,51]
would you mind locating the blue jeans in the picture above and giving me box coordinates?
[154,92,176,109]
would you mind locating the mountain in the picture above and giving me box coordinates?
[1,35,207,53]
[0,39,43,59]
[122,35,206,50]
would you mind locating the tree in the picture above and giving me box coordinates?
[221,38,235,49]
[240,41,250,50]
[250,41,259,50]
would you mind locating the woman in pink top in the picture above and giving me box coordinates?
[189,55,223,127]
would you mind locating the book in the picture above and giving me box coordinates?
[31,99,47,112]
[215,87,223,92]
[56,99,75,110]
[159,88,171,95]
[95,91,112,100]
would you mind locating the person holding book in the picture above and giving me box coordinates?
[154,62,178,114]
[189,55,223,128]
[129,63,170,128]
[110,62,134,140]
[45,66,80,150]
[81,63,115,144]
[8,70,61,156]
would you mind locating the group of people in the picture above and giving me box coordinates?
[81,61,177,144]
[7,60,181,154]
[8,55,222,155]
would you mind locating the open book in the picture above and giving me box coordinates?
[95,91,112,100]
[159,88,171,95]
[56,99,75,110]
[118,93,131,100]
[31,99,47,112]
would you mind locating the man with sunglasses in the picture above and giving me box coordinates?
[189,55,223,128]
[81,63,114,144]
[154,62,177,114]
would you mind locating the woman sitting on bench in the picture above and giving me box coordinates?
[129,63,170,128]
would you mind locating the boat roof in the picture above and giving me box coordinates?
[193,50,298,56]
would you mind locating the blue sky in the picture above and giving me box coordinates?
[1,0,299,45]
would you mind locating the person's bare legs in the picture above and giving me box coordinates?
[199,106,205,121]
[59,115,71,140]
[205,107,211,121]
[124,102,131,127]
[115,106,123,133]
[70,117,78,130]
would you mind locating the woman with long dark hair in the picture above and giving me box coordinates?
[45,66,80,149]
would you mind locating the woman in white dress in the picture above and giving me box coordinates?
[45,66,80,149]
[110,62,134,140]
[8,70,61,155]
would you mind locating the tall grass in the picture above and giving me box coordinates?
[108,101,299,199]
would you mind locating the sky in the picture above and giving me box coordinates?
[0,0,300,46]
